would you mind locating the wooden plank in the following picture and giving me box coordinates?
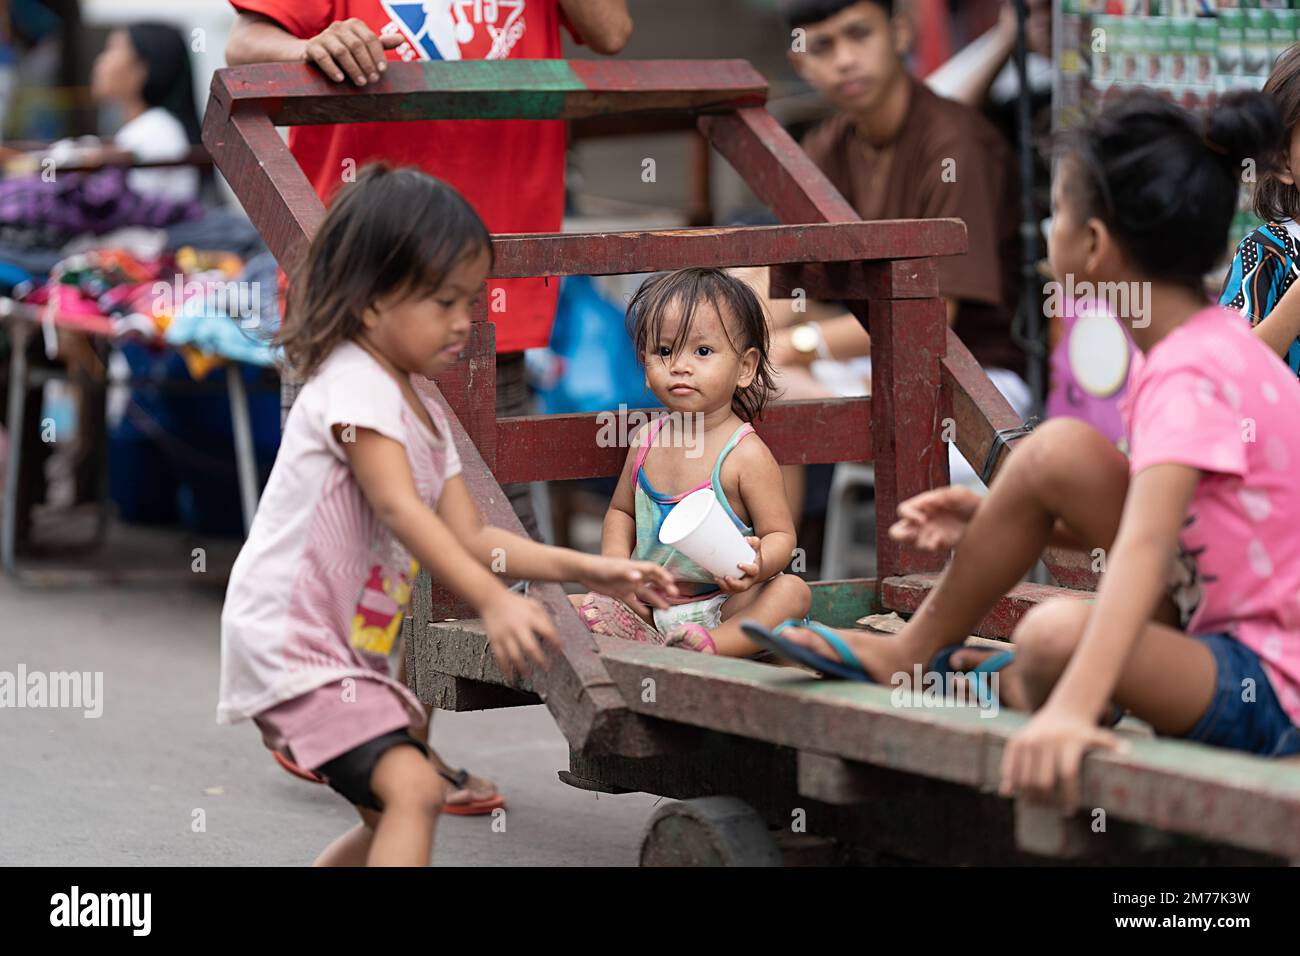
[491,397,872,484]
[410,616,669,758]
[797,751,875,806]
[407,385,663,757]
[597,636,1012,787]
[769,257,942,302]
[428,316,497,468]
[1016,799,1096,859]
[410,619,1300,859]
[881,573,1093,640]
[591,640,1300,859]
[869,295,949,579]
[199,98,323,279]
[1044,546,1101,591]
[210,60,767,126]
[808,578,879,628]
[940,327,1023,486]
[488,221,966,278]
[416,673,540,712]
[699,108,860,224]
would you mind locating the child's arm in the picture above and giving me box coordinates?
[999,462,1200,811]
[1248,271,1300,359]
[435,470,677,609]
[1220,233,1300,360]
[600,439,641,560]
[715,438,797,593]
[342,428,557,676]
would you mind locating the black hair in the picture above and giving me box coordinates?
[1061,88,1280,285]
[627,268,777,422]
[1255,44,1300,223]
[279,164,492,379]
[783,0,892,30]
[125,23,202,146]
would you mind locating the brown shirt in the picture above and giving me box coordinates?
[801,79,1024,373]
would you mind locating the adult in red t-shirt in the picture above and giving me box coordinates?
[225,1,630,833]
[228,2,629,352]
[226,2,629,544]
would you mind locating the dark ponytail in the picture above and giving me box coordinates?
[1062,89,1281,285]
[1206,90,1282,172]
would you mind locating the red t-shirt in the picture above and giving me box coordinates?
[230,0,573,352]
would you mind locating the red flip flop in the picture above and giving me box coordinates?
[439,767,506,816]
[273,749,326,784]
[442,794,507,816]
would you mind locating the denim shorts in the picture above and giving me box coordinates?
[1181,633,1300,757]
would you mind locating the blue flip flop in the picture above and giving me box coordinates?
[928,642,1124,725]
[740,618,876,683]
[928,642,1014,678]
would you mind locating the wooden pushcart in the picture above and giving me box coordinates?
[204,59,1300,866]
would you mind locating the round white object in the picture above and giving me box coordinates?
[1068,306,1130,398]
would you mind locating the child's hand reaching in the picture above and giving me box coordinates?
[576,555,680,610]
[480,590,561,680]
[999,704,1127,813]
[889,486,982,552]
[715,536,764,594]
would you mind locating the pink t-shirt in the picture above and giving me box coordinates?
[217,340,461,725]
[1122,307,1300,724]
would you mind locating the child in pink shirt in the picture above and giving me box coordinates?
[218,165,676,865]
[743,89,1300,809]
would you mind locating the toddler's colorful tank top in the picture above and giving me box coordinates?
[633,416,755,601]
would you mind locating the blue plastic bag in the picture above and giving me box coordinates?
[534,275,661,415]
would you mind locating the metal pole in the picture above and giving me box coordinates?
[1013,0,1045,417]
[3,321,31,576]
[226,364,260,536]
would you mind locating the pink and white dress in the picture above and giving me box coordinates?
[217,340,460,769]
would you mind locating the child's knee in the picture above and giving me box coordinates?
[1018,419,1121,494]
[371,746,445,816]
[1013,599,1089,678]
[762,572,811,616]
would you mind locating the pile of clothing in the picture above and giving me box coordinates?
[15,244,281,376]
[0,164,266,301]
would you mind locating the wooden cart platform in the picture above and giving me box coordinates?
[203,58,1300,866]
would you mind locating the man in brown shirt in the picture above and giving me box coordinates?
[760,0,1028,507]
[769,0,1025,380]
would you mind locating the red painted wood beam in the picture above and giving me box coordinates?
[419,380,657,753]
[200,94,324,279]
[699,107,860,224]
[489,220,965,279]
[210,60,767,126]
[940,330,1099,591]
[881,573,1094,639]
[491,397,873,485]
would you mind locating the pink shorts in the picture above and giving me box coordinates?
[253,678,417,771]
